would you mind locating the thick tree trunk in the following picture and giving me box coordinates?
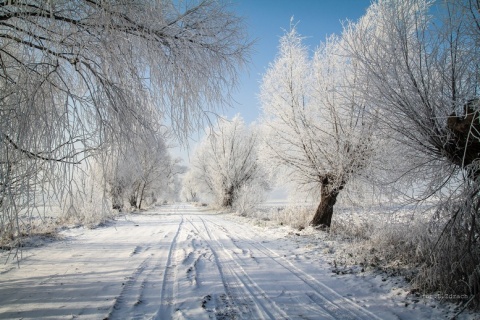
[310,175,343,228]
[310,190,340,228]
[446,99,480,180]
[222,185,235,208]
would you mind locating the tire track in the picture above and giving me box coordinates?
[189,216,289,319]
[108,215,185,320]
[155,215,184,319]
[185,217,246,319]
[107,251,157,319]
[204,217,382,320]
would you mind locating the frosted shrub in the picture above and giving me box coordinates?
[329,211,374,240]
[234,184,267,216]
[414,199,480,307]
[329,203,479,307]
[329,209,435,269]
[272,205,313,230]
[239,203,313,230]
[369,217,434,269]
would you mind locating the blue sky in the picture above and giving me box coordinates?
[226,0,372,124]
[176,0,372,160]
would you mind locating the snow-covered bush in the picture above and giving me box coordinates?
[243,204,314,230]
[415,196,480,305]
[273,205,313,230]
[234,183,269,216]
[328,202,479,308]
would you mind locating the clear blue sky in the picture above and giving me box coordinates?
[226,0,372,124]
[176,0,372,160]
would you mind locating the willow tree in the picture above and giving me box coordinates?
[188,115,269,210]
[342,0,480,303]
[260,27,375,228]
[0,0,250,241]
[342,0,480,180]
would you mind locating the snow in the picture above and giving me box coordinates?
[0,204,477,319]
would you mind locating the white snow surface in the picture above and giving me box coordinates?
[0,203,477,319]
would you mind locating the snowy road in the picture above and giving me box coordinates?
[0,204,456,319]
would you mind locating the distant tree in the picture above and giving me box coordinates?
[125,138,172,210]
[260,27,375,228]
[0,0,250,238]
[108,131,185,210]
[181,170,200,203]
[188,115,269,210]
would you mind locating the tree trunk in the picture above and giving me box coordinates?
[310,190,339,228]
[446,99,480,180]
[222,185,235,208]
[310,176,343,228]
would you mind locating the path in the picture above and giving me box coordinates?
[0,204,454,319]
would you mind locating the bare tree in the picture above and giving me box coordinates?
[259,26,375,228]
[0,0,250,241]
[188,115,269,210]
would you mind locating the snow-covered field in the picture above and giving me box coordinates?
[0,203,477,319]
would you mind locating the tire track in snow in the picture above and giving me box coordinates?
[204,217,382,320]
[185,217,245,319]
[155,215,184,319]
[182,232,210,289]
[108,214,185,320]
[107,254,154,319]
[189,215,289,319]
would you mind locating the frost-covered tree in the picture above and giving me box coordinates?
[0,0,250,239]
[260,27,375,228]
[125,140,172,210]
[343,0,480,181]
[181,170,200,203]
[108,131,184,210]
[342,0,480,304]
[188,115,269,210]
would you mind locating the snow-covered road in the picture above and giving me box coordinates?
[0,204,465,319]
